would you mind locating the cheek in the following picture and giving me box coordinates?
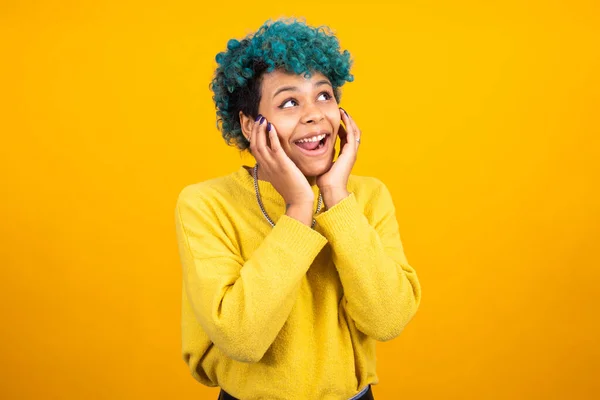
[326,111,341,133]
[267,117,296,144]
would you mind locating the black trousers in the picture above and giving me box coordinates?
[218,384,375,400]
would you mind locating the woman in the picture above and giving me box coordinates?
[175,18,421,400]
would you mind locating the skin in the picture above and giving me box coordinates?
[239,69,362,227]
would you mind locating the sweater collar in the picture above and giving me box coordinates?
[233,164,322,204]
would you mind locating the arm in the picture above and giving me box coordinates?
[314,180,422,341]
[175,186,327,363]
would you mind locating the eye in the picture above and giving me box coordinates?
[279,98,298,109]
[318,91,333,101]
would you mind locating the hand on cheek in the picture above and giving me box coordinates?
[249,115,315,215]
[316,108,360,209]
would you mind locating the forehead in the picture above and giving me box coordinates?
[260,70,331,94]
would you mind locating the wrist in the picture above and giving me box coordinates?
[285,202,314,227]
[321,187,350,210]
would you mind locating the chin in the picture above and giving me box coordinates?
[298,158,334,178]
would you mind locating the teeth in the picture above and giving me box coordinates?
[296,134,326,143]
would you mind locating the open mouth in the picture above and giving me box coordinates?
[294,134,330,156]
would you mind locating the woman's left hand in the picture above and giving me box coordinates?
[316,108,361,209]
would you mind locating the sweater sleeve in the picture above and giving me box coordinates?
[314,181,421,341]
[175,187,328,363]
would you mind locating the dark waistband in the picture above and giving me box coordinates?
[218,384,374,400]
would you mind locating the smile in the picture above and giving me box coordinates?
[294,133,330,156]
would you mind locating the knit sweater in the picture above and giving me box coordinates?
[174,165,421,400]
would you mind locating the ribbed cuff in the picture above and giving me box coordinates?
[269,214,328,260]
[314,192,363,241]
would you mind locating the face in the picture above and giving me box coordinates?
[254,70,341,177]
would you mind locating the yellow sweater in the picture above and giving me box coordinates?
[174,165,421,399]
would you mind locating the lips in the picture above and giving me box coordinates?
[294,133,330,156]
[294,130,330,143]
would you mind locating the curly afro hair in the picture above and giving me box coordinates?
[210,18,354,151]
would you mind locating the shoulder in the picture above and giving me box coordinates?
[347,174,397,214]
[348,174,389,198]
[176,173,238,210]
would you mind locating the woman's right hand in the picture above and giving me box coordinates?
[249,116,315,224]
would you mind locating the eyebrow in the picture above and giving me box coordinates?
[272,80,332,99]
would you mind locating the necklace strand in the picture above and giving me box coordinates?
[253,163,322,229]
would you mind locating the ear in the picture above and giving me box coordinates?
[239,111,254,141]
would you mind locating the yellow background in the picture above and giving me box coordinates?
[2,0,599,398]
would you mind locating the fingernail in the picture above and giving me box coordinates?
[259,116,265,125]
[267,122,271,132]
[341,108,349,117]
[255,114,262,122]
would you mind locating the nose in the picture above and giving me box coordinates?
[301,101,325,124]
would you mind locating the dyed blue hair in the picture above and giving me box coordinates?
[210,18,354,150]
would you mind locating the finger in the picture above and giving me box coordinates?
[350,116,361,147]
[339,108,356,153]
[265,121,273,149]
[247,114,261,145]
[337,120,348,152]
[338,109,350,139]
[266,124,300,175]
[340,108,355,141]
[352,124,361,150]
[338,117,347,138]
[248,115,262,153]
[267,123,284,155]
[343,109,361,149]
[254,116,270,159]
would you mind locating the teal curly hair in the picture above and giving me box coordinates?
[210,18,354,151]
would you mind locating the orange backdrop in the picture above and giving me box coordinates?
[1,1,599,399]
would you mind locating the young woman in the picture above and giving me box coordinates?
[175,18,422,400]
